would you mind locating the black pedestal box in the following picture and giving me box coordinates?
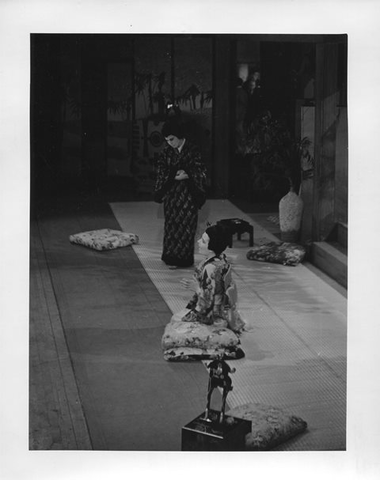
[181,410,251,451]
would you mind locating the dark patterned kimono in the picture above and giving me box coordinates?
[154,140,207,267]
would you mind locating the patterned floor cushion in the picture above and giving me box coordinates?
[162,311,244,361]
[69,229,139,251]
[226,403,308,450]
[247,242,306,266]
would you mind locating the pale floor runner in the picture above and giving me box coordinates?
[110,200,347,450]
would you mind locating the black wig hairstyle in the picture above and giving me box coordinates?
[161,118,185,139]
[205,224,230,256]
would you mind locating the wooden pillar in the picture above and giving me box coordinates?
[81,37,107,185]
[335,106,348,225]
[300,105,315,244]
[313,42,340,241]
[212,37,234,197]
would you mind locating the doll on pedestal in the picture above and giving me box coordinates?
[203,354,236,423]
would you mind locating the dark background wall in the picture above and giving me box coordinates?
[31,34,215,200]
[30,33,348,242]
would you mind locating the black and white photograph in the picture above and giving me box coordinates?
[1,1,380,479]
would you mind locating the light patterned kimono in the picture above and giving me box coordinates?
[161,254,245,360]
[182,254,244,332]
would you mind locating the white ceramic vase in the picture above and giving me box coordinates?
[279,189,304,242]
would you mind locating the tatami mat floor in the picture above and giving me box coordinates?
[30,198,213,451]
[111,199,347,450]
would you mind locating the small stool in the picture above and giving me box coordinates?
[217,218,254,247]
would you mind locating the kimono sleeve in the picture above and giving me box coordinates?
[153,150,176,203]
[194,262,217,315]
[186,147,207,208]
[182,262,216,323]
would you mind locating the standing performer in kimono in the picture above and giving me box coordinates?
[154,119,207,268]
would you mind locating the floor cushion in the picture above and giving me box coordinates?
[69,228,139,251]
[162,310,244,361]
[226,402,308,450]
[247,242,306,266]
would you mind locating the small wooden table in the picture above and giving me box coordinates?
[217,218,254,247]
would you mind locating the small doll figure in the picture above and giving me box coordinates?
[204,355,236,423]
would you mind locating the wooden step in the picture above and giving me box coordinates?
[311,241,347,289]
[337,222,348,249]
